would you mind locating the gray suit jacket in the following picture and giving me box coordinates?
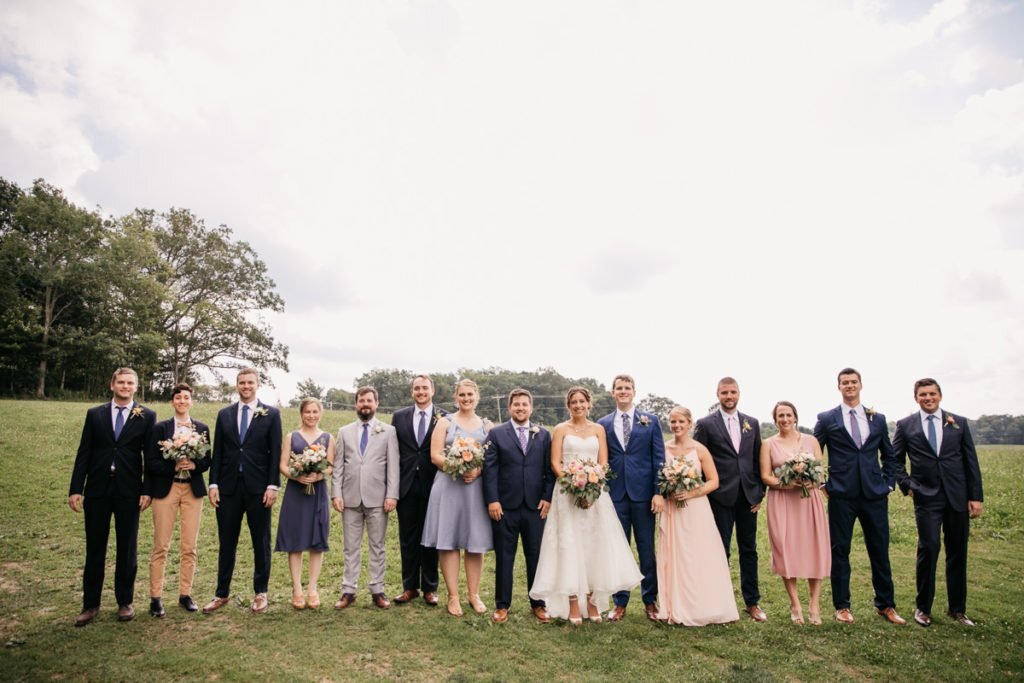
[332,418,399,507]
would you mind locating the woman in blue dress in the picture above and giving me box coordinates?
[422,378,493,616]
[275,397,335,609]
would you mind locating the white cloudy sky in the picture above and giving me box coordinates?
[2,0,1023,420]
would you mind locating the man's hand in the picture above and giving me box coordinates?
[750,502,762,513]
[383,498,397,513]
[488,502,503,521]
[208,488,220,508]
[332,497,344,513]
[968,500,984,519]
[538,500,550,520]
[651,494,665,514]
[262,488,278,508]
[139,495,151,511]
[68,494,83,513]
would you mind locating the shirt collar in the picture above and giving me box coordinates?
[512,419,530,429]
[618,406,635,420]
[415,404,433,417]
[719,407,738,421]
[240,398,259,410]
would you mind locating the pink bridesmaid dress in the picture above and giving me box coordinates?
[656,447,739,626]
[766,434,831,578]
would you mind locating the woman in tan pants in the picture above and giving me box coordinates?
[144,383,211,616]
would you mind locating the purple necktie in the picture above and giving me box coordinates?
[518,426,529,453]
[622,413,631,449]
[416,411,427,447]
[360,423,369,455]
[849,409,863,448]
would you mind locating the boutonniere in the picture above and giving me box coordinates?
[129,405,144,420]
[373,423,385,434]
[529,425,540,438]
[865,407,876,421]
[637,415,651,427]
[945,415,959,430]
[252,406,269,419]
[433,409,443,423]
[741,419,752,433]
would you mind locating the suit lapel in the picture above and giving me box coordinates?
[833,407,858,449]
[715,412,738,456]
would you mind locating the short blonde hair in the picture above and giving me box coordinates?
[455,378,479,393]
[668,405,693,422]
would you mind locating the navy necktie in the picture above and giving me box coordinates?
[240,404,250,442]
[360,423,369,455]
[416,411,427,447]
[849,409,863,448]
[114,406,125,440]
[927,415,938,455]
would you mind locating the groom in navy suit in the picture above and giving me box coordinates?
[204,367,282,614]
[483,388,554,624]
[599,374,665,622]
[813,368,905,625]
[892,378,983,627]
[694,377,765,621]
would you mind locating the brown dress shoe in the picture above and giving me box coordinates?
[834,608,855,624]
[492,608,509,624]
[423,591,438,606]
[372,593,391,609]
[947,611,975,626]
[251,593,269,613]
[393,589,419,604]
[606,605,626,622]
[202,596,230,614]
[744,605,767,622]
[876,606,907,625]
[74,607,99,627]
[334,593,356,609]
[117,604,135,622]
[645,603,660,622]
[533,606,551,624]
[913,609,932,627]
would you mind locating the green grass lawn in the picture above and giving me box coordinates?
[0,399,1022,681]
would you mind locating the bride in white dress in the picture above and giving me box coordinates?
[530,387,643,624]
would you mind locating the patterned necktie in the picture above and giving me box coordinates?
[927,415,938,455]
[622,413,632,449]
[239,404,250,441]
[728,416,741,452]
[114,406,125,440]
[849,409,863,448]
[416,411,427,447]
[360,423,369,455]
[518,426,529,453]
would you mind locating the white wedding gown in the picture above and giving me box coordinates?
[529,434,643,619]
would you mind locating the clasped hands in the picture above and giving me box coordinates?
[206,487,277,508]
[332,497,397,513]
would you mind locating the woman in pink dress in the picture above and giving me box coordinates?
[759,401,831,625]
[656,406,739,626]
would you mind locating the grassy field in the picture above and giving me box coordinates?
[0,399,1022,682]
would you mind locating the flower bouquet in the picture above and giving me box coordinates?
[158,428,210,480]
[658,457,705,508]
[441,437,485,481]
[774,451,826,498]
[558,459,614,509]
[287,443,330,494]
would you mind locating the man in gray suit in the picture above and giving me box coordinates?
[331,386,399,609]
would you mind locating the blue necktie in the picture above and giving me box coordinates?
[114,406,125,440]
[927,414,938,455]
[416,411,427,447]
[240,404,250,442]
[360,423,369,456]
[849,409,863,448]
[622,413,631,449]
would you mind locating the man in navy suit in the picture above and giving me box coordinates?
[203,367,282,614]
[694,376,766,622]
[390,375,445,606]
[892,378,984,627]
[598,374,665,622]
[483,388,555,624]
[68,367,157,626]
[813,368,905,625]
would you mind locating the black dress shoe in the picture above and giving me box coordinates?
[913,609,932,627]
[149,598,165,618]
[179,595,199,612]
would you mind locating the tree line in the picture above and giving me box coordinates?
[0,177,288,398]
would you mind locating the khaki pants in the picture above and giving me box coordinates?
[149,483,204,598]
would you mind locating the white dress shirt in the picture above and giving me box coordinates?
[237,398,259,433]
[614,406,636,448]
[920,409,943,453]
[110,401,134,431]
[842,403,870,446]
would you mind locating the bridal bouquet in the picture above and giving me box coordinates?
[441,437,485,481]
[774,451,826,498]
[287,443,330,494]
[658,457,705,508]
[158,428,210,480]
[558,459,614,509]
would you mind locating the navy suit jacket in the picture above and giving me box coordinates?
[483,421,555,510]
[813,405,895,501]
[209,402,282,495]
[598,410,665,503]
[392,405,447,499]
[144,417,211,499]
[693,410,764,507]
[891,411,983,511]
[69,402,157,498]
